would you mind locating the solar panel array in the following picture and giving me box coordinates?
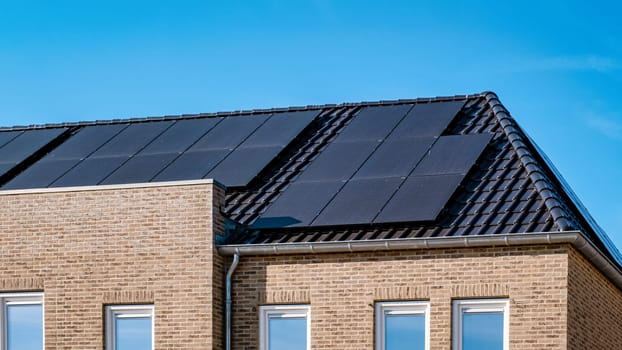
[253,101,494,228]
[0,128,68,180]
[0,101,491,229]
[2,110,319,189]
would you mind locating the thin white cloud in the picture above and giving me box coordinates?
[513,55,619,73]
[585,113,622,140]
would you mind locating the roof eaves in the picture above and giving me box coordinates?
[217,231,622,292]
[219,231,580,255]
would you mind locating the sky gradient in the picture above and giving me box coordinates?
[1,1,621,248]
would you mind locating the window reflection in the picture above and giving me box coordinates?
[385,313,425,350]
[6,304,43,350]
[462,312,504,350]
[268,316,307,350]
[115,316,152,350]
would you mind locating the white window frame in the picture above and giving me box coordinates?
[0,292,44,350]
[452,299,509,350]
[259,304,310,350]
[375,301,430,350]
[105,304,154,350]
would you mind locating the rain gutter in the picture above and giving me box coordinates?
[218,231,622,291]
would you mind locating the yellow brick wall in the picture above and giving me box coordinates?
[0,182,224,349]
[5,179,621,350]
[231,245,570,349]
[567,246,622,349]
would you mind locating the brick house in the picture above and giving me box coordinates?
[0,91,620,349]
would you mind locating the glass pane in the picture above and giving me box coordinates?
[115,316,152,350]
[268,316,307,350]
[7,304,43,350]
[462,312,504,350]
[385,314,425,350]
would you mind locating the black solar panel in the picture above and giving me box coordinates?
[374,174,464,223]
[295,141,379,182]
[46,124,127,160]
[352,137,434,180]
[0,109,318,189]
[188,115,269,151]
[337,105,412,142]
[312,177,402,226]
[241,111,319,147]
[152,150,230,182]
[0,131,22,149]
[199,111,319,187]
[0,128,67,163]
[139,118,221,155]
[101,153,179,185]
[90,122,173,157]
[412,134,493,176]
[251,105,481,228]
[390,101,465,138]
[3,159,80,189]
[51,156,129,187]
[252,181,344,228]
[0,163,15,177]
[206,146,283,187]
[247,104,479,228]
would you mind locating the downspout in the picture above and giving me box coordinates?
[225,253,240,350]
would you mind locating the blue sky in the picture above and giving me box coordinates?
[7,304,43,349]
[1,1,621,248]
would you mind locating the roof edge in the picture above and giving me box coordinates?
[0,93,484,131]
[218,231,622,292]
[218,231,579,255]
[0,178,225,195]
[482,92,574,231]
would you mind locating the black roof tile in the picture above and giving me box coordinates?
[0,92,618,266]
[217,94,619,264]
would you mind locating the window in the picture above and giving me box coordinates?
[453,299,509,350]
[375,301,429,350]
[259,305,310,350]
[0,292,44,350]
[106,305,154,350]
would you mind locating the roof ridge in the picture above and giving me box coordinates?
[0,93,483,131]
[482,92,574,231]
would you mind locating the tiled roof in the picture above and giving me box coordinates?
[225,94,556,239]
[0,92,619,265]
[221,92,620,264]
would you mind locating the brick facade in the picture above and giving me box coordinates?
[231,245,571,349]
[0,181,225,349]
[568,246,622,349]
[2,180,622,349]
